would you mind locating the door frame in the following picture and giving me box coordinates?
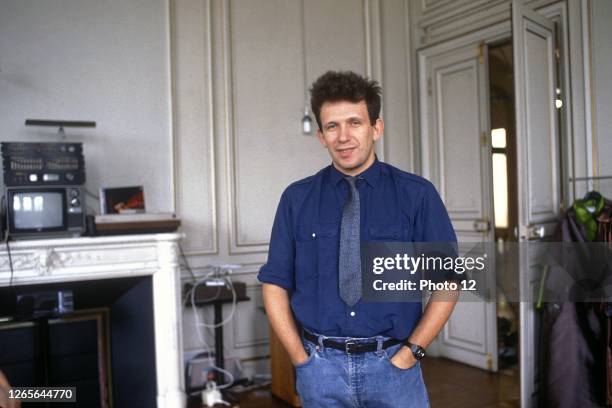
[418,21,508,371]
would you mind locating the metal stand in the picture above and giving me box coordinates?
[199,295,250,386]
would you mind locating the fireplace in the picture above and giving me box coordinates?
[0,234,185,407]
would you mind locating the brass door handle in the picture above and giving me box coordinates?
[528,225,546,239]
[520,225,546,240]
[473,219,491,232]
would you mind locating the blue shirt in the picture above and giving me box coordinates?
[258,159,456,340]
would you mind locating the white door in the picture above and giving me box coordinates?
[419,41,498,371]
[511,1,561,406]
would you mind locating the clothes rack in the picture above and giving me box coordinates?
[568,175,612,201]
[569,175,612,182]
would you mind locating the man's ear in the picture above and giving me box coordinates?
[316,129,328,148]
[372,118,384,142]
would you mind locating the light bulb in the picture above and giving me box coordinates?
[301,105,313,135]
[302,114,313,134]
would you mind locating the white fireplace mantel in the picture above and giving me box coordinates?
[0,233,186,407]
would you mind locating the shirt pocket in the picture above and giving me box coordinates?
[294,223,338,284]
[296,223,338,241]
[368,224,409,242]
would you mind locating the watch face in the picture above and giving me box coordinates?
[409,343,425,360]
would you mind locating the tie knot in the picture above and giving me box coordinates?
[344,176,357,188]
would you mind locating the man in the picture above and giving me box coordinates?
[258,71,459,407]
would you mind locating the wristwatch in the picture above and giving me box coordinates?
[405,341,426,360]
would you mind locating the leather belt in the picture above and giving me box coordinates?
[303,330,403,354]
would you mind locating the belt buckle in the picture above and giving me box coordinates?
[345,341,357,354]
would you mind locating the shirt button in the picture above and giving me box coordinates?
[350,311,356,317]
[312,232,316,238]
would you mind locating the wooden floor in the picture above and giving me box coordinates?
[421,358,520,408]
[189,357,520,407]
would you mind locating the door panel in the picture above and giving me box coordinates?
[512,0,559,227]
[512,1,559,406]
[438,60,485,218]
[420,42,497,371]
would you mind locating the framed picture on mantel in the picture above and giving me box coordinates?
[99,186,145,215]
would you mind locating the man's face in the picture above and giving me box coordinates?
[317,100,383,176]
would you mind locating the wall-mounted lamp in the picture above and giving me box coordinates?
[25,119,96,140]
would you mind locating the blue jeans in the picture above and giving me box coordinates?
[295,333,430,408]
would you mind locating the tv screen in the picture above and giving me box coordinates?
[12,191,64,230]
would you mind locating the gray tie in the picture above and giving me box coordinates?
[339,176,361,307]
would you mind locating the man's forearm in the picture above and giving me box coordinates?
[262,283,308,365]
[391,289,459,368]
[408,289,459,348]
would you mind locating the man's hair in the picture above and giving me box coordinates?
[309,70,382,130]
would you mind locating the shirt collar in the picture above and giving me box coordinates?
[329,156,381,188]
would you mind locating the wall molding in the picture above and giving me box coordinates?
[414,0,562,48]
[222,0,385,254]
[171,0,219,255]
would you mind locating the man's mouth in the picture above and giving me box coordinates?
[337,147,356,159]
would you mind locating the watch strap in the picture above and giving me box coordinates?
[405,341,426,360]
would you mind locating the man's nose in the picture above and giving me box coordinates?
[338,126,351,142]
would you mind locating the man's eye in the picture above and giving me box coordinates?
[351,120,361,126]
[326,124,336,130]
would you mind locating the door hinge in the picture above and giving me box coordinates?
[555,47,561,62]
[481,131,487,146]
[427,77,432,96]
[478,41,485,64]
[486,352,493,371]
